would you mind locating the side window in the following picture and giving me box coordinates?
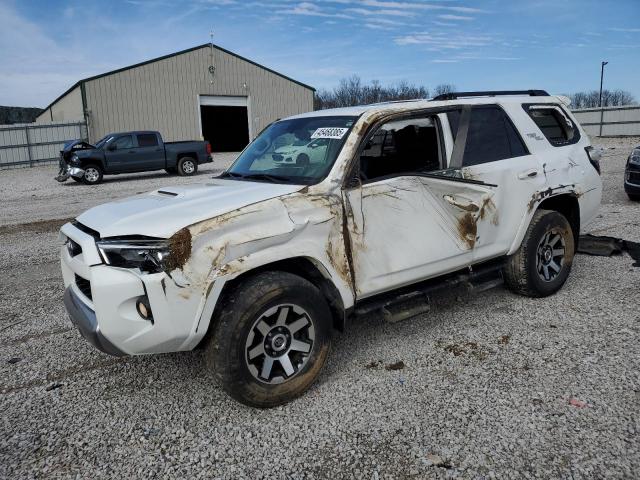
[359,116,443,182]
[525,105,578,146]
[113,135,133,150]
[136,133,158,147]
[462,106,528,166]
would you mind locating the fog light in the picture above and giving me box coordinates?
[136,298,153,321]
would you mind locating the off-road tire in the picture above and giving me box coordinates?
[628,193,640,202]
[177,157,197,176]
[205,271,332,408]
[81,164,103,185]
[503,209,575,298]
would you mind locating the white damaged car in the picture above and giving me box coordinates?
[60,90,602,407]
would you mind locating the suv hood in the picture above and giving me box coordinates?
[76,179,303,238]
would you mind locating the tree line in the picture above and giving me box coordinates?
[313,76,637,110]
[566,89,637,109]
[313,75,454,110]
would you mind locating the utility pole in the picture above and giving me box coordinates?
[599,61,608,136]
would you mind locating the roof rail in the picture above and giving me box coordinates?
[431,89,550,101]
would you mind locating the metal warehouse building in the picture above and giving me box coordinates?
[35,44,315,152]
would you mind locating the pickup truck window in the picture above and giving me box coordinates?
[113,135,134,150]
[358,116,444,182]
[225,116,356,184]
[136,134,159,147]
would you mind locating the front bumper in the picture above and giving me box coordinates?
[55,165,85,182]
[624,166,640,194]
[59,222,213,355]
[63,287,125,356]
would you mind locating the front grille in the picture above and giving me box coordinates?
[67,238,82,257]
[75,274,92,300]
[72,221,100,240]
[628,170,640,185]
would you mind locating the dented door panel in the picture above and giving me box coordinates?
[344,175,496,299]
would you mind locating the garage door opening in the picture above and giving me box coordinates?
[200,100,250,153]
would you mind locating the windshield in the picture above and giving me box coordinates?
[95,135,114,149]
[223,116,357,184]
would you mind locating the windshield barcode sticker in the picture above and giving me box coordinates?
[311,127,348,139]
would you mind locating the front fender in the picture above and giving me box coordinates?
[165,192,354,350]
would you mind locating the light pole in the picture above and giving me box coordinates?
[599,61,608,136]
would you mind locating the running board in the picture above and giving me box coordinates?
[353,258,506,323]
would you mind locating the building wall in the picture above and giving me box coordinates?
[35,86,84,124]
[83,46,314,143]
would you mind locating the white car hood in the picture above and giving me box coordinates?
[76,179,303,238]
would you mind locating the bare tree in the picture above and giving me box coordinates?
[314,76,433,110]
[567,89,637,108]
[433,84,456,97]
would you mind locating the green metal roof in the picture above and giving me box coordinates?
[37,43,315,117]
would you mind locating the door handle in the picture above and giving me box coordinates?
[517,169,538,180]
[443,194,480,212]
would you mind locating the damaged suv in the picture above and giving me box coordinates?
[60,90,602,407]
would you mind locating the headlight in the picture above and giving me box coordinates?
[96,239,170,273]
[630,150,640,166]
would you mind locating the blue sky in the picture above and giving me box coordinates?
[1,0,639,107]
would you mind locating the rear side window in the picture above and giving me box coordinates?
[136,133,158,147]
[462,106,528,166]
[524,105,578,146]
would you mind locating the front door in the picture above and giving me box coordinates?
[343,114,499,298]
[104,134,136,172]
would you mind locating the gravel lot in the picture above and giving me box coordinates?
[1,141,639,479]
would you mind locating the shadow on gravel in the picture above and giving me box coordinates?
[578,234,640,267]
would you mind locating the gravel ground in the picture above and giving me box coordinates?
[1,140,639,479]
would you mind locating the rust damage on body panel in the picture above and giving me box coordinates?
[166,228,192,271]
[457,213,477,249]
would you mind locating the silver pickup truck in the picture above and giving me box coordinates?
[56,130,212,184]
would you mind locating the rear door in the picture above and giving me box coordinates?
[134,133,165,171]
[448,105,546,261]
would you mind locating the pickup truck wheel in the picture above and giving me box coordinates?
[206,271,331,408]
[177,157,197,176]
[82,165,103,185]
[503,209,575,297]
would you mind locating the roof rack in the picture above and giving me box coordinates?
[431,90,550,101]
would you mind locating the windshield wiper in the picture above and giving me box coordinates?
[218,171,245,179]
[240,173,293,183]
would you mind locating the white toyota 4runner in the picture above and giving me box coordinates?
[60,90,602,407]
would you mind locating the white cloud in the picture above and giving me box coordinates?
[437,14,474,21]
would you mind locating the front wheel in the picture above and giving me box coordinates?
[177,157,197,176]
[82,164,103,185]
[205,272,331,408]
[503,209,575,297]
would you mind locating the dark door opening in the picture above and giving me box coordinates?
[200,105,249,152]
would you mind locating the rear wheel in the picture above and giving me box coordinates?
[205,271,331,408]
[503,209,575,297]
[177,157,197,176]
[82,164,103,185]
